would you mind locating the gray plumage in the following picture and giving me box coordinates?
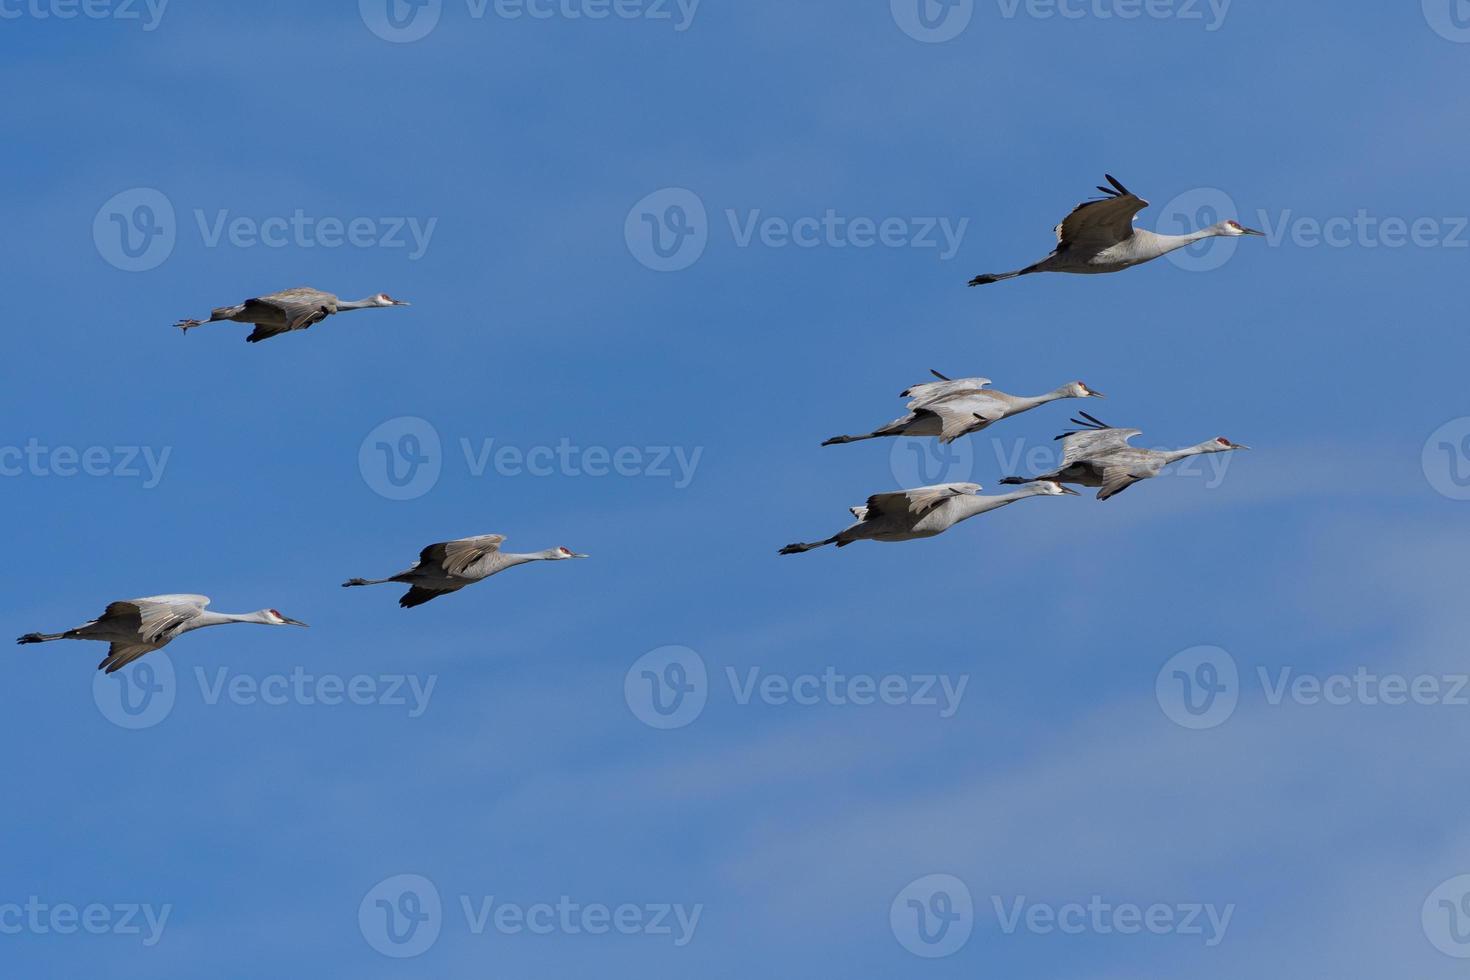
[175,286,409,343]
[779,480,1077,555]
[1000,412,1250,500]
[823,369,1104,446]
[16,594,307,673]
[343,534,589,608]
[968,174,1264,285]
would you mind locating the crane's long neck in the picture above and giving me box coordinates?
[191,610,275,629]
[1162,442,1217,465]
[952,489,1036,521]
[1011,386,1079,412]
[1143,227,1220,258]
[501,550,563,567]
[336,296,380,311]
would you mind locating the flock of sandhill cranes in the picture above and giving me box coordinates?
[20,175,1255,671]
[782,174,1255,555]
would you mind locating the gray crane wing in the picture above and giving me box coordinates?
[902,376,992,408]
[1055,175,1149,252]
[419,534,507,577]
[914,390,1010,443]
[244,287,335,340]
[1059,427,1141,465]
[107,595,209,642]
[863,483,981,520]
[1097,466,1144,501]
[99,641,161,674]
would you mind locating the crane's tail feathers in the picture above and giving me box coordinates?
[16,632,63,644]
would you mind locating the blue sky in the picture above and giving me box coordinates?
[4,0,1470,975]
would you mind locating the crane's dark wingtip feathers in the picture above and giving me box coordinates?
[398,587,441,608]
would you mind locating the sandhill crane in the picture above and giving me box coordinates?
[16,595,307,673]
[343,534,588,608]
[823,370,1104,446]
[968,174,1264,285]
[779,480,1076,555]
[175,286,410,343]
[1000,412,1250,500]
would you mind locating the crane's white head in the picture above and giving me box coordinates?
[553,546,589,560]
[1036,480,1080,496]
[373,293,411,307]
[263,608,309,627]
[1064,381,1105,399]
[1208,436,1250,452]
[1216,219,1265,238]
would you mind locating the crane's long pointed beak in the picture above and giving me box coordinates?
[283,617,309,627]
[1233,444,1252,451]
[573,553,590,559]
[1089,390,1105,399]
[394,299,412,306]
[1060,485,1081,495]
[1242,227,1265,236]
